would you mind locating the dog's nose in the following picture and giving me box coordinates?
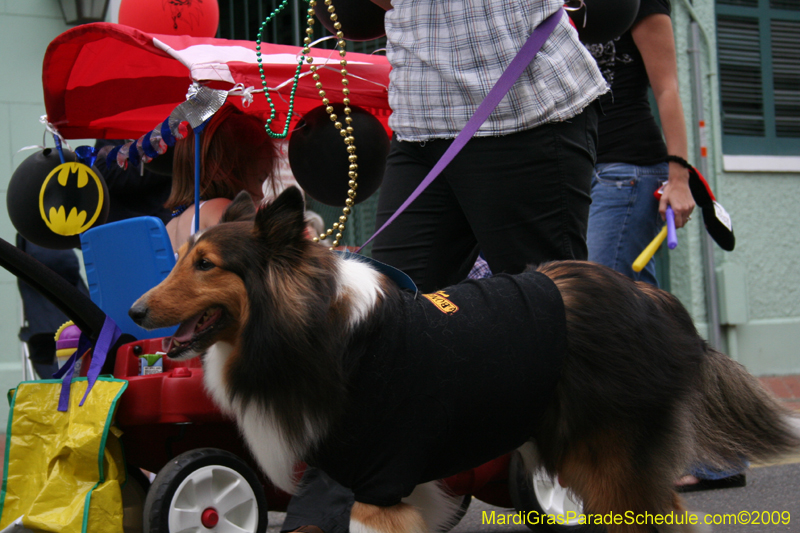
[128,303,149,325]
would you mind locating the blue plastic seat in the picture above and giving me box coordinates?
[80,217,177,339]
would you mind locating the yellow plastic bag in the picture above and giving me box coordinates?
[0,377,128,533]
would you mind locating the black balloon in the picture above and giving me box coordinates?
[289,104,389,207]
[7,148,109,249]
[568,0,641,44]
[313,0,386,42]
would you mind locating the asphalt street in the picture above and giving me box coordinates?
[267,460,800,533]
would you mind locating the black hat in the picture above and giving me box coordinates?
[683,162,735,252]
[689,167,736,252]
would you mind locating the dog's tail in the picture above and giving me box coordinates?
[535,260,800,476]
[688,345,800,470]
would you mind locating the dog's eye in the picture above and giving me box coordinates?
[196,258,216,271]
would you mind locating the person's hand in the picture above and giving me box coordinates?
[659,163,695,228]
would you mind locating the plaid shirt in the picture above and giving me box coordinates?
[384,0,608,141]
[468,255,492,280]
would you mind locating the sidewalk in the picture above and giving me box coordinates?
[758,375,800,412]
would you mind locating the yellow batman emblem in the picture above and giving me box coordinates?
[38,162,105,236]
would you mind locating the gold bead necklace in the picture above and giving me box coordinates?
[303,0,360,249]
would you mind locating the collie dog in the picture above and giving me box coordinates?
[130,188,799,533]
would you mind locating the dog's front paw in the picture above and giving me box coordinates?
[350,502,427,533]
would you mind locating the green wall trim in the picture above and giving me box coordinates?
[731,317,800,376]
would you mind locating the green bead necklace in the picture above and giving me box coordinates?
[255,0,361,249]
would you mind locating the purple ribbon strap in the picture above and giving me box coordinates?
[55,316,121,411]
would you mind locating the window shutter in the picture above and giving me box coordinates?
[771,19,800,137]
[718,0,758,6]
[718,16,765,136]
[770,0,800,11]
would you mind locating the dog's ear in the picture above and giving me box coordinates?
[221,191,257,223]
[254,186,307,245]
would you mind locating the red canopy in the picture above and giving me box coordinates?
[42,22,392,140]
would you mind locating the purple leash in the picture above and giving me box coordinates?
[358,7,565,252]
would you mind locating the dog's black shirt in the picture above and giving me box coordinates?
[308,270,567,506]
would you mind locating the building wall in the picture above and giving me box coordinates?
[0,1,80,424]
[670,0,800,376]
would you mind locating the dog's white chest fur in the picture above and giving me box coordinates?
[203,342,304,494]
[197,257,384,495]
[336,257,386,327]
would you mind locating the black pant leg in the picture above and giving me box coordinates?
[446,102,599,273]
[372,102,598,285]
[371,138,479,292]
[282,467,355,533]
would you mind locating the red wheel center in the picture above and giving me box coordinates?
[201,508,219,528]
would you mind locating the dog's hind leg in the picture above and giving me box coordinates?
[557,439,699,533]
[653,493,711,533]
[402,482,465,533]
[350,501,427,533]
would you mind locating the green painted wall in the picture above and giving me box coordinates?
[670,0,800,376]
[0,1,81,425]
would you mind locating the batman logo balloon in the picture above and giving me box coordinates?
[7,148,109,249]
[39,162,105,236]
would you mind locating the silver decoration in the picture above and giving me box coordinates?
[170,84,229,130]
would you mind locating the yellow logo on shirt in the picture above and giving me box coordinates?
[422,291,459,315]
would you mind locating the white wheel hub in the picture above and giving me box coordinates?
[168,464,260,532]
[531,469,585,525]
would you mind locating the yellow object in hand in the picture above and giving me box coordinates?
[633,225,667,272]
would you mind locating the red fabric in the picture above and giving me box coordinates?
[442,453,511,493]
[42,23,392,140]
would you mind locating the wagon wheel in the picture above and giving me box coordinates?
[144,448,268,533]
[508,447,604,533]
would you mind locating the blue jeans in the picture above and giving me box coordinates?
[586,162,667,287]
[690,461,748,480]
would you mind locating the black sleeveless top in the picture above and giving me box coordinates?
[587,0,672,166]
